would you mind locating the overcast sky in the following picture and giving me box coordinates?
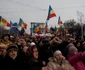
[0,0,85,33]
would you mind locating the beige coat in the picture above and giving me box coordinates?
[47,57,74,70]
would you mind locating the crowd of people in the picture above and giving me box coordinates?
[0,33,85,70]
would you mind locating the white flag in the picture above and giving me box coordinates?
[77,11,84,17]
[77,11,85,23]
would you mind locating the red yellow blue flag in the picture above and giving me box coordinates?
[1,17,10,27]
[58,16,62,25]
[33,24,41,34]
[19,18,27,29]
[47,5,56,20]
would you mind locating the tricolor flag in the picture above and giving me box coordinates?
[0,16,11,27]
[19,18,27,29]
[77,11,85,23]
[12,22,18,27]
[58,16,62,25]
[33,24,41,34]
[47,5,56,20]
[45,21,49,33]
[77,11,84,17]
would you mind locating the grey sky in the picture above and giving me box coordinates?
[0,0,85,33]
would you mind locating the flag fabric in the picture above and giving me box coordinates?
[25,33,29,37]
[1,18,7,26]
[23,23,27,29]
[58,16,60,24]
[45,22,49,33]
[60,20,62,25]
[33,24,41,34]
[77,11,85,23]
[77,11,84,17]
[10,21,13,27]
[19,18,23,26]
[1,17,10,27]
[10,27,20,34]
[58,16,62,25]
[12,22,18,27]
[19,18,27,29]
[47,5,56,20]
[7,23,11,27]
[54,26,57,32]
[19,27,26,36]
[10,22,20,34]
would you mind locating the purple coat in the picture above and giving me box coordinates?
[67,52,85,70]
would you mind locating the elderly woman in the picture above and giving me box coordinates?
[47,50,74,70]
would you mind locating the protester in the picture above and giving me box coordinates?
[47,50,74,70]
[38,39,52,64]
[0,34,11,48]
[26,46,47,70]
[2,44,26,70]
[0,44,7,56]
[67,43,85,70]
[0,44,6,67]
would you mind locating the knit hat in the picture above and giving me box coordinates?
[66,43,75,48]
[66,43,78,54]
[53,50,62,57]
[6,45,18,53]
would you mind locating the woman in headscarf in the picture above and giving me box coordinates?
[47,50,74,70]
[26,46,47,70]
